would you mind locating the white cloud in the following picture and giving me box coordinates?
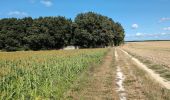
[135,32,170,37]
[131,24,138,29]
[126,32,170,41]
[159,17,170,22]
[136,32,142,36]
[161,33,168,35]
[40,0,53,7]
[8,11,28,17]
[163,27,170,31]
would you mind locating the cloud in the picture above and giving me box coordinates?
[131,24,138,29]
[163,27,170,31]
[136,32,142,36]
[126,32,170,40]
[159,17,170,22]
[8,11,28,17]
[134,32,170,37]
[40,0,53,7]
[125,32,170,38]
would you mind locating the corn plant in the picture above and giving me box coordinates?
[0,48,108,99]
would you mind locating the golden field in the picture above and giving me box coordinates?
[122,41,170,81]
[122,41,170,68]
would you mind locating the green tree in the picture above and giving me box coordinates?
[0,12,125,51]
[74,12,122,48]
[113,22,125,46]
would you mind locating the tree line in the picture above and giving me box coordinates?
[0,12,125,51]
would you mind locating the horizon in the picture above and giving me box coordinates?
[0,0,170,41]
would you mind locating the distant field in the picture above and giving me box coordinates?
[123,41,170,68]
[122,41,170,81]
[0,48,107,99]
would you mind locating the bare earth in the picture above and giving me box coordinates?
[115,49,126,100]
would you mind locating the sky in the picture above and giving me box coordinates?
[0,0,170,41]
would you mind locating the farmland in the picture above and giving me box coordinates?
[122,41,170,81]
[0,48,107,99]
[65,43,170,100]
[1,41,170,99]
[122,41,170,68]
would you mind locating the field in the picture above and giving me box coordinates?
[1,41,170,100]
[122,41,170,81]
[0,49,107,99]
[123,41,170,68]
[120,41,170,99]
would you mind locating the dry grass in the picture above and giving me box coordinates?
[116,49,146,99]
[64,48,119,100]
[122,41,170,68]
[117,48,170,100]
[122,41,170,81]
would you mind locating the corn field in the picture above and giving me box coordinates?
[0,48,108,99]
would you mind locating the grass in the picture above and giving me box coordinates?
[64,48,119,100]
[0,48,108,99]
[132,63,170,100]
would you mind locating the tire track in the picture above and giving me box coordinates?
[116,48,146,99]
[115,49,126,100]
[121,49,170,90]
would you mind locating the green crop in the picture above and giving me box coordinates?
[0,48,108,99]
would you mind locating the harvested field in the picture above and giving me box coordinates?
[122,41,170,68]
[122,41,170,84]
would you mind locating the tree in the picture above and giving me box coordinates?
[74,12,122,48]
[113,23,125,46]
[0,12,125,51]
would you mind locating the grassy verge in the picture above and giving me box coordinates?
[132,62,170,100]
[63,48,119,100]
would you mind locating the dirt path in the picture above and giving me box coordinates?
[64,48,170,100]
[121,49,170,89]
[115,49,126,100]
[115,48,146,100]
[64,48,119,100]
[115,48,170,100]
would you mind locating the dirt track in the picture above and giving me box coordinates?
[64,47,170,100]
[121,49,170,89]
[64,48,119,100]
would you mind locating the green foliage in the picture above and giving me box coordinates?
[0,12,125,51]
[74,12,124,47]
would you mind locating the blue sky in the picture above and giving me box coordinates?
[0,0,170,41]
